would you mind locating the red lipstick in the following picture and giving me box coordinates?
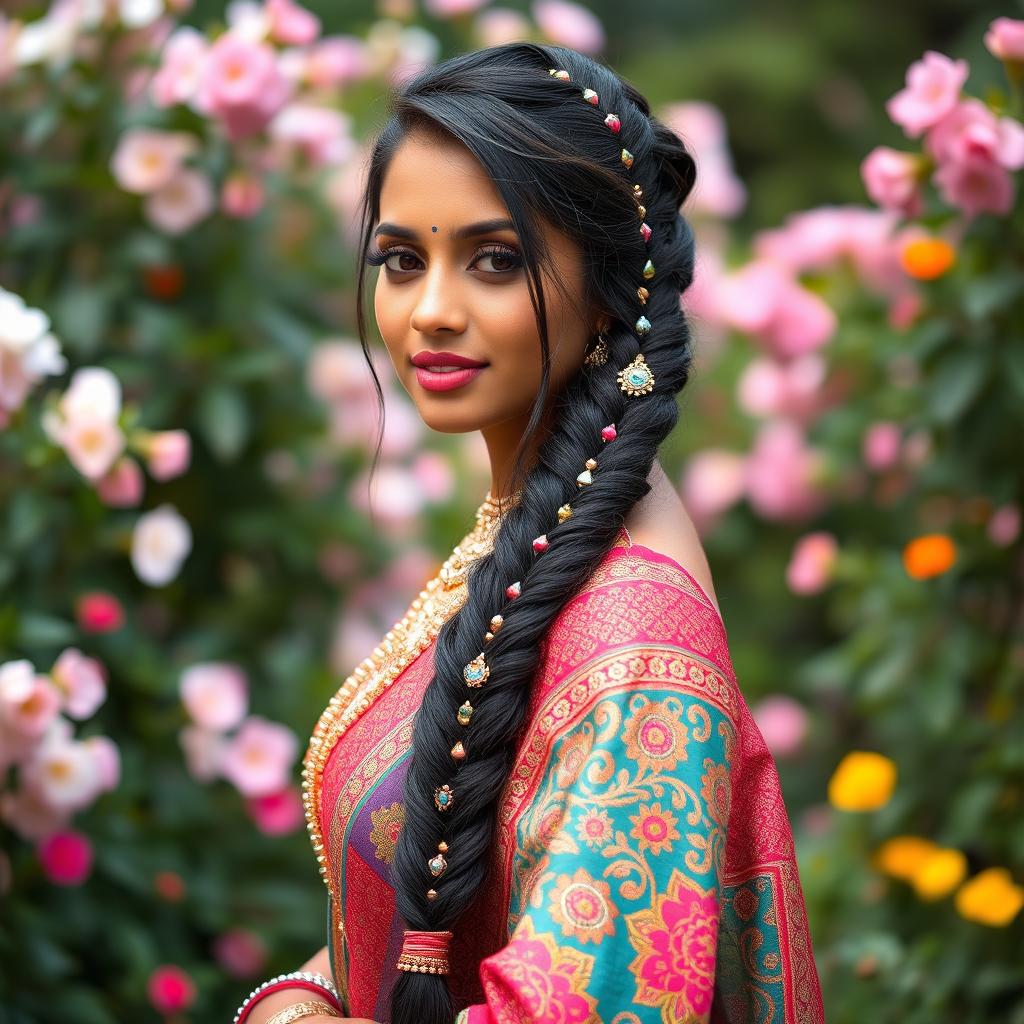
[410,350,488,392]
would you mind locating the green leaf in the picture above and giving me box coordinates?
[18,612,77,648]
[928,352,987,423]
[963,270,1024,321]
[196,386,250,461]
[1001,343,1024,402]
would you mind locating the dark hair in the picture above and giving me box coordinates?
[353,41,698,1024]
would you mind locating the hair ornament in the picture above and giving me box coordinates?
[620,148,634,169]
[548,68,570,80]
[582,87,599,105]
[396,930,453,975]
[635,315,652,336]
[604,112,621,133]
[457,701,474,725]
[532,534,550,553]
[427,844,448,878]
[557,503,573,522]
[450,741,466,761]
[463,652,489,686]
[601,423,617,441]
[505,580,521,599]
[433,784,454,812]
[618,352,656,397]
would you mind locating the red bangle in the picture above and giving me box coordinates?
[235,979,342,1023]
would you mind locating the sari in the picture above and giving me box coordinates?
[302,525,825,1023]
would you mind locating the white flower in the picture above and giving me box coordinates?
[0,286,67,421]
[131,503,192,585]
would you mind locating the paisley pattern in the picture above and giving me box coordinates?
[311,528,825,1023]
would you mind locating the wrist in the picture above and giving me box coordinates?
[233,971,340,1024]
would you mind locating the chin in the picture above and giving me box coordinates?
[415,403,489,435]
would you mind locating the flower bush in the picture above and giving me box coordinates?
[0,1,1021,1020]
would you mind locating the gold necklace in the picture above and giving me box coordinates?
[301,489,520,901]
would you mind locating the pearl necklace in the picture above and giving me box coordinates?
[301,490,520,901]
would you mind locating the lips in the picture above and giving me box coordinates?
[410,350,489,370]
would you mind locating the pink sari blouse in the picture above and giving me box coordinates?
[303,525,825,1023]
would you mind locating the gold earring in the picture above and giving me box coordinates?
[584,331,610,367]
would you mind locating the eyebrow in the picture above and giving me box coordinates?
[373,217,516,241]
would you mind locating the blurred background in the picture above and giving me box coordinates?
[1,0,1022,1021]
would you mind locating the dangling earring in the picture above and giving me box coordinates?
[584,331,610,367]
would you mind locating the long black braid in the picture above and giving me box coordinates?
[352,42,698,1023]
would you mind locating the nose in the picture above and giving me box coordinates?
[408,261,468,336]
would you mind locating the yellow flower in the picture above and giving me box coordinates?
[873,836,938,881]
[910,847,967,900]
[827,751,897,811]
[955,868,1024,927]
[900,237,956,280]
[902,534,956,579]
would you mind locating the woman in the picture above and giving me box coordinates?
[236,40,825,1024]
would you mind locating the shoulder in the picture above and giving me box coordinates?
[623,460,722,619]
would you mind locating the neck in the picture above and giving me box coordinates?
[480,405,556,502]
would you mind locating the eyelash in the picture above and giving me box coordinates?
[364,242,523,275]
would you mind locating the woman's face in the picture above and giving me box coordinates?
[370,127,597,436]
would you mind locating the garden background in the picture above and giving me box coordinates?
[1,0,1022,1021]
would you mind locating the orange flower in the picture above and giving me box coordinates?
[629,802,681,856]
[827,751,897,811]
[873,836,938,881]
[911,847,967,900]
[900,237,956,280]
[955,867,1024,927]
[548,866,618,944]
[902,533,956,579]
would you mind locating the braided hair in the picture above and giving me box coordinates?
[352,41,698,1024]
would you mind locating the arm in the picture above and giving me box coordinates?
[458,645,737,1023]
[244,945,337,1024]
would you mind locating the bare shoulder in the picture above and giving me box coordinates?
[623,460,722,617]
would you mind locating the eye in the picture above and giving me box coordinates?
[472,244,522,274]
[365,245,421,273]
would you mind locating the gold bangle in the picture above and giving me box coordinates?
[264,1000,341,1024]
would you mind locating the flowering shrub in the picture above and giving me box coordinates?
[0,1,1021,1020]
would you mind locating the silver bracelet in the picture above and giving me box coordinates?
[232,970,340,1024]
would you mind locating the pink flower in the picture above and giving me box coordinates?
[751,695,809,758]
[131,503,192,586]
[0,667,61,739]
[303,35,371,89]
[147,965,197,1015]
[110,129,199,194]
[862,421,903,471]
[221,171,265,218]
[925,98,1024,171]
[180,662,248,732]
[218,715,298,798]
[28,733,103,811]
[179,725,227,782]
[531,0,604,55]
[886,51,969,138]
[933,153,1014,216]
[213,928,268,978]
[474,9,531,48]
[268,103,354,166]
[61,415,125,480]
[679,450,747,534]
[661,101,746,219]
[144,168,215,235]
[412,450,455,502]
[96,456,145,507]
[266,0,320,45]
[745,420,827,523]
[50,648,107,720]
[718,261,837,357]
[786,531,839,595]
[984,17,1024,62]
[83,735,121,792]
[196,33,292,140]
[245,785,304,835]
[76,591,125,633]
[425,0,489,16]
[988,504,1021,546]
[37,829,93,886]
[736,354,826,421]
[349,463,424,536]
[141,428,191,481]
[150,25,208,108]
[861,147,925,215]
[0,780,72,840]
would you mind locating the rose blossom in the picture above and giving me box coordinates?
[180,662,249,732]
[219,715,298,798]
[110,129,199,194]
[886,51,969,137]
[131,504,192,586]
[984,17,1024,62]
